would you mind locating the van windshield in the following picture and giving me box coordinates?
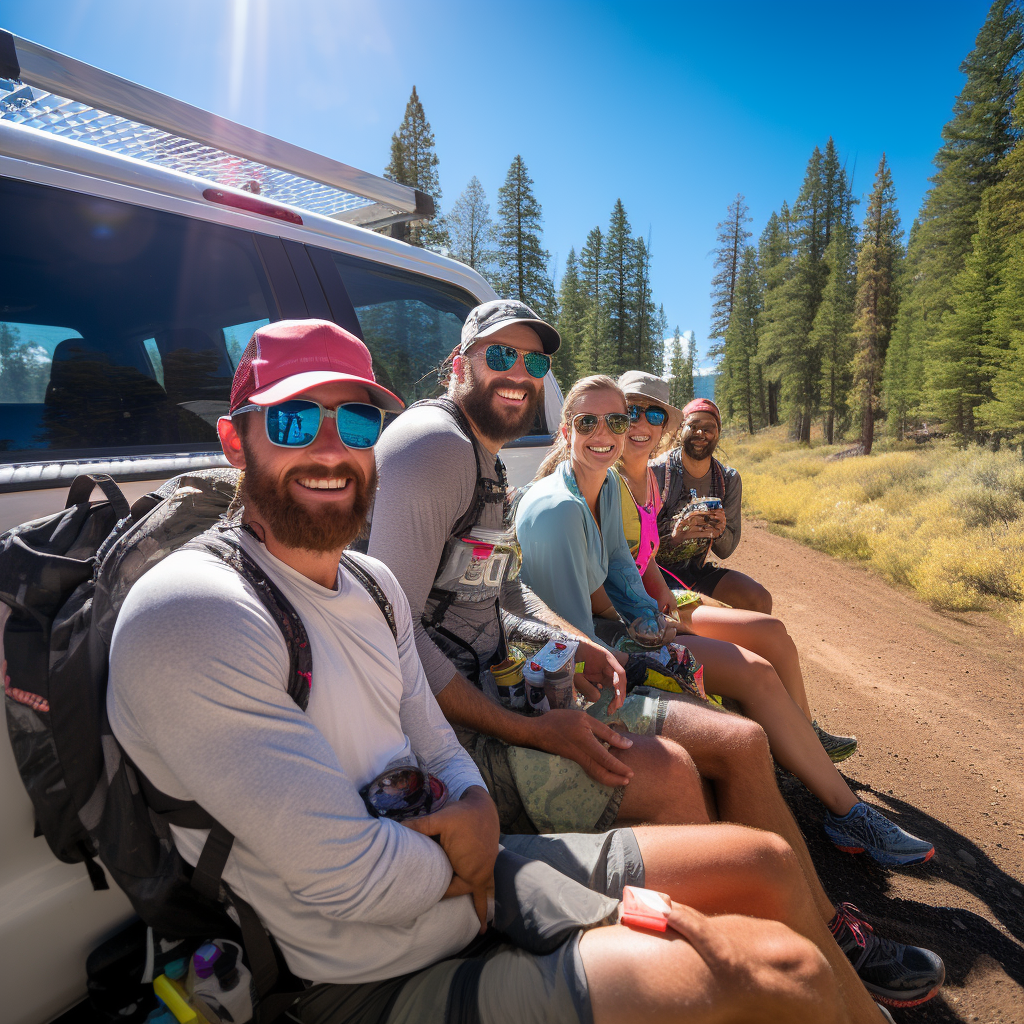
[0,178,274,461]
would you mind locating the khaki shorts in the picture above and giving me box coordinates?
[464,690,666,834]
[289,830,645,1024]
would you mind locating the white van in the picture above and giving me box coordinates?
[0,30,560,1024]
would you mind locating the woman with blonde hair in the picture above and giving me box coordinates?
[516,374,935,866]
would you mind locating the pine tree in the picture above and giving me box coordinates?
[709,195,752,349]
[631,234,662,373]
[553,249,586,390]
[446,176,492,275]
[756,206,794,425]
[811,229,856,444]
[383,86,447,250]
[668,327,695,407]
[494,155,553,315]
[603,200,634,376]
[722,247,765,434]
[883,223,927,437]
[576,227,605,377]
[911,1,1023,431]
[851,155,904,453]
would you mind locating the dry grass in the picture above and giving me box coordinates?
[721,427,1024,631]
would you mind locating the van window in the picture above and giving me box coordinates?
[327,252,476,405]
[0,178,275,461]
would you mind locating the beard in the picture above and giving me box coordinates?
[683,434,717,460]
[453,360,544,445]
[240,448,377,554]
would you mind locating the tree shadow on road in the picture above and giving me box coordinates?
[776,769,1024,1023]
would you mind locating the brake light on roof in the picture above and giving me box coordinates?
[202,188,303,225]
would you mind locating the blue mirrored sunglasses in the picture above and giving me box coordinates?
[484,344,551,379]
[627,404,668,427]
[232,399,385,449]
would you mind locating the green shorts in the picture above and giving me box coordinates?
[464,690,666,834]
[290,830,644,1024]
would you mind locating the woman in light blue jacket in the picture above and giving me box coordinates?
[515,375,667,646]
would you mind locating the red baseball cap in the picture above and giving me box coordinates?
[682,398,721,429]
[229,319,403,414]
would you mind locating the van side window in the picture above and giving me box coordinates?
[0,178,275,461]
[326,252,476,405]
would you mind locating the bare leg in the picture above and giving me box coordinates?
[614,734,714,825]
[582,913,842,1024]
[657,694,838,924]
[628,824,886,1024]
[684,604,812,720]
[710,568,773,614]
[680,635,858,816]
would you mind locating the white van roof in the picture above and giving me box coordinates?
[0,29,432,231]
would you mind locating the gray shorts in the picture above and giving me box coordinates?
[287,829,644,1024]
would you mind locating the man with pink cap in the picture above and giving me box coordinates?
[653,397,773,613]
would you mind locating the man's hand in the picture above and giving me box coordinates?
[529,709,635,787]
[573,638,627,712]
[671,508,726,542]
[402,786,499,933]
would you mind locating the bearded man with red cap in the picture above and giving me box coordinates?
[652,397,772,613]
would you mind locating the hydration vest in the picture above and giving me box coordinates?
[414,398,515,684]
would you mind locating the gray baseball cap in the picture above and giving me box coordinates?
[460,299,561,355]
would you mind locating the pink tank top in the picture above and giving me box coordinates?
[634,467,662,575]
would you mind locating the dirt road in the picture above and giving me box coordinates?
[726,521,1023,1023]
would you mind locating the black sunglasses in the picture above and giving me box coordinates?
[627,404,668,427]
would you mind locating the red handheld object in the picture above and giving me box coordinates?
[620,885,671,932]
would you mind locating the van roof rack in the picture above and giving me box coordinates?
[0,29,434,229]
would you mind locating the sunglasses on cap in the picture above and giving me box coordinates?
[232,399,385,449]
[359,764,448,822]
[483,344,551,379]
[571,412,631,435]
[627,404,668,427]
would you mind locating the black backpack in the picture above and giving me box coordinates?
[1,469,397,1019]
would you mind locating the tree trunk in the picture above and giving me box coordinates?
[826,408,834,446]
[800,402,812,443]
[862,370,876,455]
[768,382,779,425]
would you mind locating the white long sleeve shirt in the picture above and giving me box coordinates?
[107,531,483,984]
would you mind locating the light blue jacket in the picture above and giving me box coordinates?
[515,461,660,644]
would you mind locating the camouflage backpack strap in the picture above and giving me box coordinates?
[187,530,313,711]
[340,553,398,641]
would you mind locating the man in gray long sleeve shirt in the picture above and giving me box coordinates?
[105,320,894,1024]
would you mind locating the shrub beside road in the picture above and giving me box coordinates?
[722,428,1024,631]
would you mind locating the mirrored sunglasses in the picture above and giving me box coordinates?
[484,344,551,379]
[628,404,668,427]
[572,412,631,436]
[359,764,448,822]
[233,399,385,449]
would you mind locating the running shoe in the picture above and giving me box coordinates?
[824,802,935,866]
[830,902,945,1008]
[813,719,858,762]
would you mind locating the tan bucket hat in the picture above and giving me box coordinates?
[617,370,683,435]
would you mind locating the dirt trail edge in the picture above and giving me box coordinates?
[725,521,1023,1024]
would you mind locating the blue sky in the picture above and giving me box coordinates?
[2,0,996,366]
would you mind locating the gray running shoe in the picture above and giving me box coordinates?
[824,802,935,866]
[830,902,944,1008]
[813,719,858,762]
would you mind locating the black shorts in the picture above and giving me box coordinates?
[661,561,730,597]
